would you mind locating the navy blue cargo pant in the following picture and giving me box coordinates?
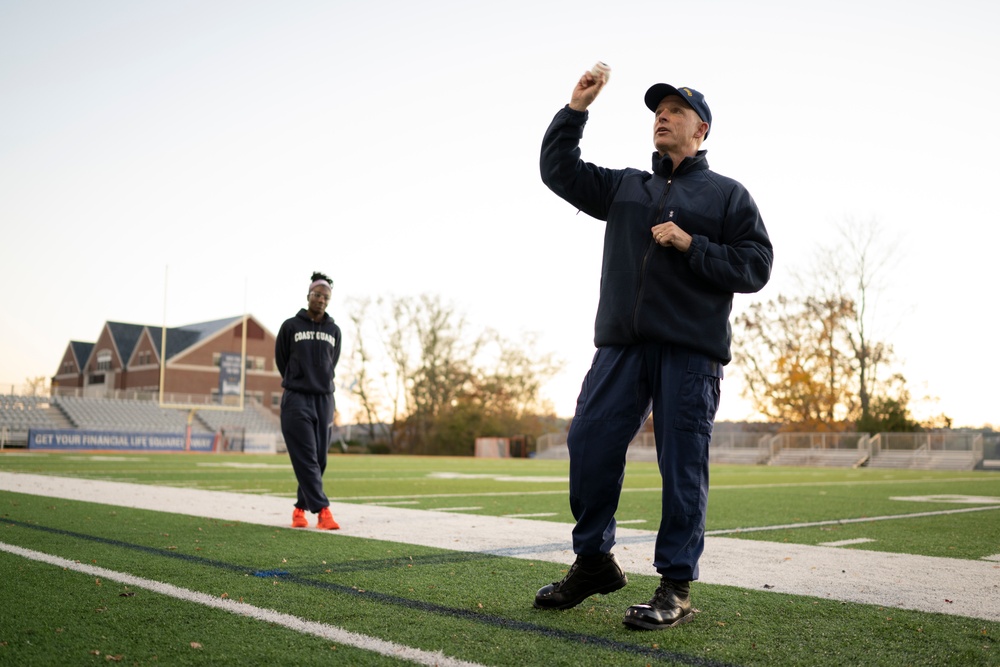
[280,389,334,513]
[567,344,722,581]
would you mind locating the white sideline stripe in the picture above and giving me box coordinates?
[364,500,421,506]
[890,495,1000,504]
[819,538,876,547]
[705,504,1000,535]
[503,513,557,518]
[334,476,994,501]
[0,541,485,667]
[1,472,999,623]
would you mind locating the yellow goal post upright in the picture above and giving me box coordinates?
[157,266,249,452]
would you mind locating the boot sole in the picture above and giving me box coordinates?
[622,608,695,630]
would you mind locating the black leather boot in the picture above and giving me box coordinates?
[533,553,628,610]
[622,577,694,630]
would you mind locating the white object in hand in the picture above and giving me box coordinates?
[590,61,611,83]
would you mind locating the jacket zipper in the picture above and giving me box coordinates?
[631,176,672,337]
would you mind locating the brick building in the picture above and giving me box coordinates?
[51,315,284,413]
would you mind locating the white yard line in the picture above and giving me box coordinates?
[1,472,998,622]
[0,541,486,667]
[706,505,1000,535]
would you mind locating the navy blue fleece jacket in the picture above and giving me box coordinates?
[540,105,773,364]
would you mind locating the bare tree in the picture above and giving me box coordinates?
[344,293,562,454]
[806,217,899,425]
[343,297,394,448]
[24,376,48,397]
[733,218,927,431]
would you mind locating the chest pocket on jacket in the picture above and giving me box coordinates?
[661,207,722,242]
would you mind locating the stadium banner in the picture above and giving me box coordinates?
[218,351,242,403]
[27,428,214,452]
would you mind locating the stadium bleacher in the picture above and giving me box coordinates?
[0,395,59,435]
[55,396,208,434]
[1,394,283,450]
[195,401,281,435]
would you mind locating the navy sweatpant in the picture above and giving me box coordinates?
[567,344,722,581]
[280,390,333,513]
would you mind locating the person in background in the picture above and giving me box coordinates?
[533,68,773,629]
[275,271,343,530]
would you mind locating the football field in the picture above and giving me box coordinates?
[1,452,998,666]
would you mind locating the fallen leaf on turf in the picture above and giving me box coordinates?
[190,642,202,649]
[945,599,953,603]
[119,592,135,597]
[220,592,229,599]
[105,654,123,662]
[763,584,774,589]
[95,578,102,586]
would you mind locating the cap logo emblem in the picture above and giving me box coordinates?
[681,88,693,97]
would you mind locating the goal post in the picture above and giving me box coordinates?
[157,266,250,451]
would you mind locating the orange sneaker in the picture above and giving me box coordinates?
[317,507,340,530]
[291,507,308,528]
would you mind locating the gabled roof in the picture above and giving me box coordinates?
[68,315,259,371]
[69,341,94,368]
[105,321,147,366]
[148,316,244,361]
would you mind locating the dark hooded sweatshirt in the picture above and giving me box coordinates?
[540,105,773,364]
[275,309,342,394]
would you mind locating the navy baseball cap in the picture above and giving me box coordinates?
[644,84,712,138]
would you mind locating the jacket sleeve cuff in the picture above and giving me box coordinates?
[686,234,708,259]
[560,104,588,122]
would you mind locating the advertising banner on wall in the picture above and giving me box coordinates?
[28,429,214,451]
[218,352,243,403]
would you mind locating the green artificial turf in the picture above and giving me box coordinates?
[1,456,998,666]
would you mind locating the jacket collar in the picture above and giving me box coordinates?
[297,308,329,324]
[651,149,709,178]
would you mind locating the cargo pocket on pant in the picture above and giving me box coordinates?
[672,354,722,434]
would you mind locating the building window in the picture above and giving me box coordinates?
[96,350,112,371]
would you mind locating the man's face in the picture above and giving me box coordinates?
[652,95,706,156]
[306,285,331,319]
